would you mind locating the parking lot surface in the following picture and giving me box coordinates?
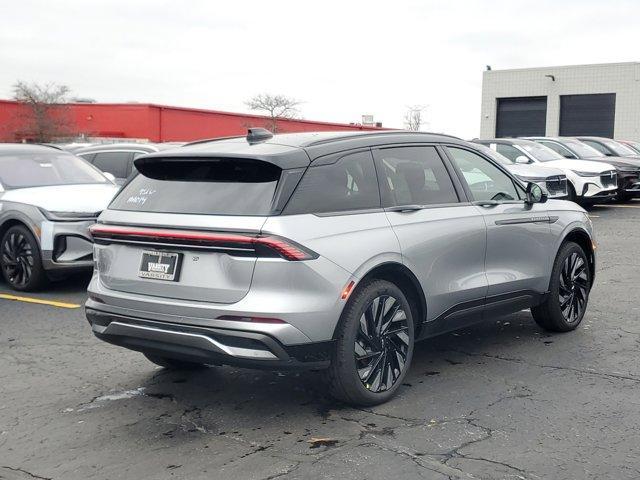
[1,203,639,480]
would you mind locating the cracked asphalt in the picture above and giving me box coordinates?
[1,203,640,480]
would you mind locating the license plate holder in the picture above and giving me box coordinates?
[138,250,182,281]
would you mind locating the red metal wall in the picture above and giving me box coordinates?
[0,100,382,142]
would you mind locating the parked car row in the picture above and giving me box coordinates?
[472,136,640,204]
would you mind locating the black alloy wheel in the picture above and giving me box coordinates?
[558,251,589,324]
[326,279,415,406]
[0,225,47,291]
[355,294,410,393]
[531,241,590,332]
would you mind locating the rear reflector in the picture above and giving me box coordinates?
[341,280,356,300]
[89,224,317,261]
[216,315,286,324]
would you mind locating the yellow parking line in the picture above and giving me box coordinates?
[0,293,81,309]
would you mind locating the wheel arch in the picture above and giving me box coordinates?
[0,214,40,243]
[560,227,595,284]
[336,261,427,338]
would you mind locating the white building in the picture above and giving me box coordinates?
[480,62,640,141]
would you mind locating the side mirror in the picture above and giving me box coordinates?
[103,172,116,183]
[515,155,530,164]
[526,182,548,204]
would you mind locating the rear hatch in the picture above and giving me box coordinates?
[92,154,306,304]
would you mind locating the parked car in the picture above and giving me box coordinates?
[86,129,595,406]
[617,140,640,155]
[75,143,179,185]
[470,143,568,198]
[575,136,640,159]
[0,144,119,290]
[525,137,640,201]
[473,138,617,204]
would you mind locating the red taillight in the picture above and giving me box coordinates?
[216,315,286,324]
[89,224,317,261]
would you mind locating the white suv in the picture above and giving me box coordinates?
[473,138,617,204]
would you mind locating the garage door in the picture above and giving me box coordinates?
[559,93,616,138]
[496,96,547,138]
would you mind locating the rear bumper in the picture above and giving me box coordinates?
[87,308,333,370]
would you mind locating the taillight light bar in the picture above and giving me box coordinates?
[89,224,318,261]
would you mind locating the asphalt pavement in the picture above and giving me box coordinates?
[1,203,639,480]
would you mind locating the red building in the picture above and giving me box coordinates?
[0,99,382,142]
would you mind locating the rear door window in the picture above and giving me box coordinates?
[93,152,133,178]
[538,141,576,158]
[495,144,523,162]
[284,150,380,214]
[373,146,458,206]
[581,140,609,155]
[110,158,283,216]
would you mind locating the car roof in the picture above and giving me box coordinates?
[0,143,69,155]
[473,138,540,147]
[523,136,583,144]
[573,136,611,142]
[74,143,168,154]
[138,130,470,169]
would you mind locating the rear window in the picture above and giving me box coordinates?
[110,158,282,216]
[92,152,133,178]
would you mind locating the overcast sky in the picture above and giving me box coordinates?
[1,0,638,138]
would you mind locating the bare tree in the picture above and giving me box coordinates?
[404,105,427,132]
[245,93,300,133]
[12,81,74,142]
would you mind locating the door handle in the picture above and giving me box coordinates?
[386,205,424,213]
[474,200,499,207]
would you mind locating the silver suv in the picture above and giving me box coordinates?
[87,130,595,405]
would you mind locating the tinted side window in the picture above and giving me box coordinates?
[539,141,575,158]
[495,144,523,162]
[581,140,610,155]
[374,146,458,206]
[93,152,133,178]
[284,151,380,214]
[447,147,522,202]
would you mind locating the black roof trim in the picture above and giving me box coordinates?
[182,135,245,147]
[304,130,463,147]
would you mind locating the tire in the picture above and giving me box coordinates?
[143,353,207,370]
[0,225,48,291]
[531,242,591,332]
[325,279,415,406]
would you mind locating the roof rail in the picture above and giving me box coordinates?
[182,135,245,147]
[306,130,463,147]
[38,143,64,150]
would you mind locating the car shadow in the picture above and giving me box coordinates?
[0,270,91,295]
[106,311,551,441]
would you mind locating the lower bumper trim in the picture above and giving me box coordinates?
[87,308,332,370]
